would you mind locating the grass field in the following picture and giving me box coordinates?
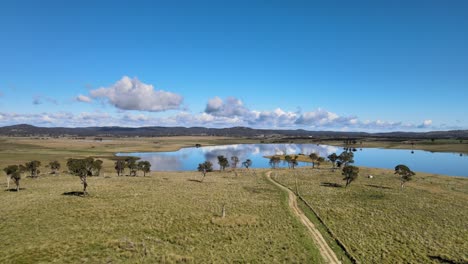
[272,166,468,264]
[0,169,325,263]
[1,136,467,263]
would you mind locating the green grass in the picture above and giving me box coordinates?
[0,170,324,263]
[273,167,468,264]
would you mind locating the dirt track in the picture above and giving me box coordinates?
[266,171,341,264]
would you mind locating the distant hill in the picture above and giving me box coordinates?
[0,124,467,139]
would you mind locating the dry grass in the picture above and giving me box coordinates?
[272,166,468,264]
[0,169,323,263]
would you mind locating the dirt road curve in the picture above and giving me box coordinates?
[266,171,341,264]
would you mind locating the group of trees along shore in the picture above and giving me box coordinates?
[268,150,415,188]
[3,151,415,193]
[197,156,253,181]
[3,157,152,195]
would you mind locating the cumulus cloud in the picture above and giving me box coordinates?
[90,76,183,112]
[205,96,251,117]
[76,95,92,103]
[418,119,432,128]
[250,108,298,127]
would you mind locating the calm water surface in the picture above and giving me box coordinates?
[117,143,468,177]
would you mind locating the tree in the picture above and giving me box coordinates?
[284,155,292,168]
[336,160,343,168]
[137,161,151,176]
[197,161,213,182]
[92,159,103,176]
[66,157,102,194]
[290,155,299,169]
[242,159,252,169]
[309,153,319,168]
[126,158,138,176]
[231,156,239,169]
[394,164,415,189]
[338,151,354,167]
[49,161,61,174]
[114,160,126,176]
[217,155,229,171]
[327,153,338,171]
[4,165,22,191]
[269,156,281,169]
[342,165,359,187]
[24,160,41,178]
[316,157,325,168]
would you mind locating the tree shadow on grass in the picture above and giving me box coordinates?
[320,182,343,188]
[365,184,393,190]
[187,179,203,183]
[428,255,460,264]
[5,188,26,192]
[62,191,86,197]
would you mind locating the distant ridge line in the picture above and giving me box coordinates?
[1,124,467,139]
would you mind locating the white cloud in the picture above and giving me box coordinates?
[424,120,432,126]
[204,96,250,117]
[76,95,92,103]
[90,76,183,112]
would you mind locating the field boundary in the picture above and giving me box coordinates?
[267,171,359,264]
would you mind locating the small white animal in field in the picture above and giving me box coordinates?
[368,175,374,179]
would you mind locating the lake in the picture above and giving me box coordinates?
[117,143,468,177]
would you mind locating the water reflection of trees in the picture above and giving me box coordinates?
[201,144,339,169]
[130,144,340,171]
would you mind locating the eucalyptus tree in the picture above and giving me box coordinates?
[327,153,338,171]
[126,158,138,176]
[49,161,61,174]
[197,161,213,182]
[338,151,354,167]
[394,164,415,189]
[342,165,359,187]
[316,157,325,169]
[309,153,319,168]
[242,159,252,169]
[290,155,299,169]
[114,160,126,176]
[24,160,41,178]
[3,165,22,191]
[137,161,151,176]
[269,156,281,169]
[67,157,103,194]
[217,155,229,171]
[284,155,292,168]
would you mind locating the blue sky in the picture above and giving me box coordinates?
[0,0,467,131]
